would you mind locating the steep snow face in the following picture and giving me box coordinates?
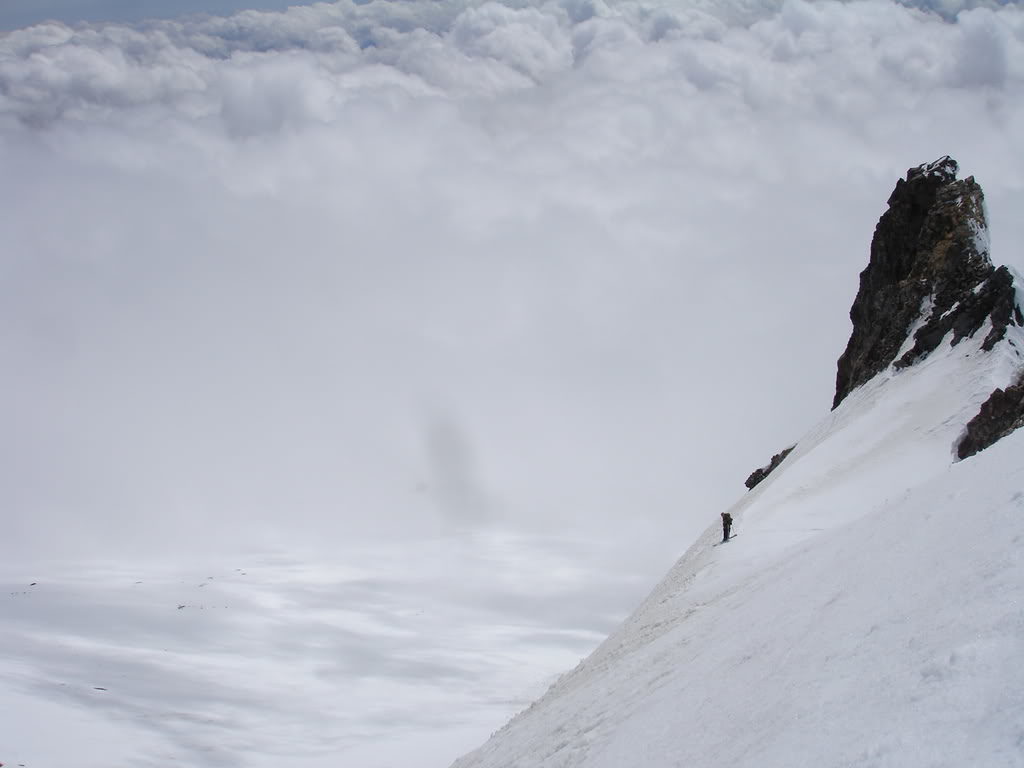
[451,305,1024,768]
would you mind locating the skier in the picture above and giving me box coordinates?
[721,512,733,542]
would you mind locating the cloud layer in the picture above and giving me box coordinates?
[2,0,1024,561]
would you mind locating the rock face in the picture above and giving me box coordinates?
[833,156,1020,409]
[958,375,1024,459]
[833,155,1024,459]
[744,445,795,490]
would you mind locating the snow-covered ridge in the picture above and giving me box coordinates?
[450,167,1024,767]
[453,278,1024,768]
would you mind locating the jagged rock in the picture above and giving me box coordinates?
[957,374,1024,459]
[833,156,1020,408]
[744,445,795,490]
[831,156,1024,457]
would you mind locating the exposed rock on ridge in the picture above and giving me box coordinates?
[957,373,1024,459]
[833,156,1020,409]
[744,445,795,490]
[832,155,1024,459]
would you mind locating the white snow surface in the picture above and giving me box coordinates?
[452,317,1024,767]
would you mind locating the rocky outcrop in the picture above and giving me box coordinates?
[833,156,1020,409]
[744,445,795,490]
[831,156,1024,458]
[957,374,1024,459]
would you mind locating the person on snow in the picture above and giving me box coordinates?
[721,512,733,542]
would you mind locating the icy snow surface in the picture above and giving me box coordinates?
[452,319,1024,768]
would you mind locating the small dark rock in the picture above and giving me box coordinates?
[957,374,1024,459]
[745,445,795,490]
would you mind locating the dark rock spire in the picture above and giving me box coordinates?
[833,156,1021,409]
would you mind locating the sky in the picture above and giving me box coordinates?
[0,0,1018,29]
[2,0,1024,765]
[0,0,319,30]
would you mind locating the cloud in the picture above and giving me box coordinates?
[953,6,1016,85]
[2,1,1022,124]
[1,0,1023,561]
[449,3,573,81]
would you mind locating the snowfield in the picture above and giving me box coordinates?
[452,304,1024,768]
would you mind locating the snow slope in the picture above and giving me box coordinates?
[452,292,1024,767]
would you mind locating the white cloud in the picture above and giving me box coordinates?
[1,0,1023,562]
[449,3,573,81]
[953,6,1016,85]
